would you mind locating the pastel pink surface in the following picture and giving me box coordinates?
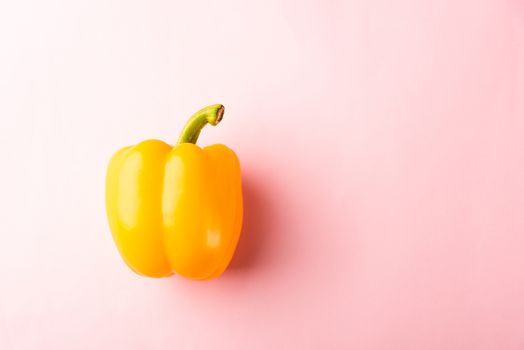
[1,0,524,349]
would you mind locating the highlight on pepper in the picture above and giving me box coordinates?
[105,104,243,280]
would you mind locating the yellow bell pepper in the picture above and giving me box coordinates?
[106,104,243,280]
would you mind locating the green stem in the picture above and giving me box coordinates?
[177,104,225,144]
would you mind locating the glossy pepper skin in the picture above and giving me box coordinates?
[106,105,243,280]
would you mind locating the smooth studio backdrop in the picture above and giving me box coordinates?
[1,0,524,349]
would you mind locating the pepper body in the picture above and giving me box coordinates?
[106,105,243,280]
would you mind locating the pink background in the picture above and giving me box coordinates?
[1,0,524,349]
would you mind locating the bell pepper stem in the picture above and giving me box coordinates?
[177,104,225,144]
